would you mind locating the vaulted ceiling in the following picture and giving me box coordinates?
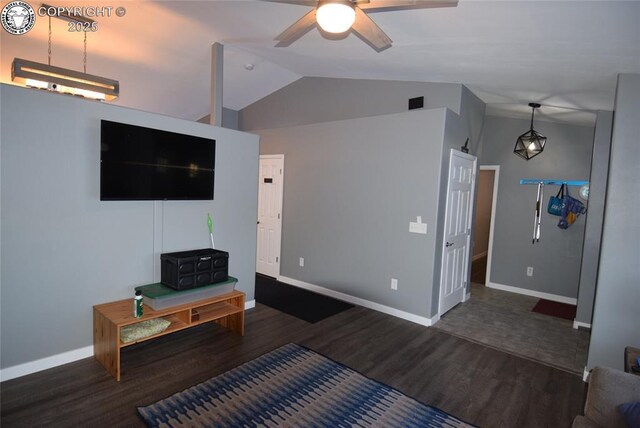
[1,1,638,125]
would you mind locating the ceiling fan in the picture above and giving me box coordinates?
[267,0,458,52]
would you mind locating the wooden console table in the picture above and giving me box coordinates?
[93,290,244,381]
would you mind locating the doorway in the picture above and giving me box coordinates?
[471,166,499,284]
[256,155,284,278]
[433,164,590,374]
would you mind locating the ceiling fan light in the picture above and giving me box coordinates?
[316,1,356,34]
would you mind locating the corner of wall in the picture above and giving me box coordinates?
[460,86,487,157]
[575,110,613,326]
[429,109,463,317]
[586,74,640,371]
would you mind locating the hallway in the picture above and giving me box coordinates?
[434,283,590,375]
[470,255,488,284]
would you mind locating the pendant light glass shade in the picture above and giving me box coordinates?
[514,103,546,160]
[316,0,356,34]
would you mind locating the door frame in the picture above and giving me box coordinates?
[438,149,477,317]
[479,165,499,287]
[257,154,284,278]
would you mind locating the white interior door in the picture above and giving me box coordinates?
[439,149,477,316]
[256,155,284,277]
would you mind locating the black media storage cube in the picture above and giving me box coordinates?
[161,248,229,290]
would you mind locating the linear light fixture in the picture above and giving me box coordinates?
[12,58,119,101]
[514,103,546,160]
[10,7,118,102]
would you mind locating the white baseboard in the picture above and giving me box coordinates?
[2,299,258,383]
[463,292,471,302]
[573,320,591,330]
[277,275,437,327]
[486,281,577,305]
[0,345,94,383]
[430,313,440,325]
[583,367,590,383]
[472,251,488,261]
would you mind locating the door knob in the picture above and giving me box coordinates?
[446,242,453,247]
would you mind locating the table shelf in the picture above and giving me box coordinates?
[119,313,190,348]
[192,302,243,324]
[93,290,245,381]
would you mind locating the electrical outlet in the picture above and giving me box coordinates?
[299,257,304,267]
[391,278,398,290]
[527,267,534,277]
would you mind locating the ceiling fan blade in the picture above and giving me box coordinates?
[261,0,318,6]
[274,9,317,47]
[359,0,457,13]
[351,8,392,52]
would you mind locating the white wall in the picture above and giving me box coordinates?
[0,84,259,371]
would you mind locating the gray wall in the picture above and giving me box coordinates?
[587,74,640,371]
[460,85,487,155]
[575,111,613,325]
[240,77,462,131]
[0,84,259,369]
[198,107,240,131]
[242,76,484,318]
[258,109,448,317]
[480,115,594,299]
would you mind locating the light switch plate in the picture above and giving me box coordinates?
[409,222,427,234]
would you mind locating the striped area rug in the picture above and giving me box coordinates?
[138,343,474,427]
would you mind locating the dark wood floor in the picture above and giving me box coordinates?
[1,303,587,427]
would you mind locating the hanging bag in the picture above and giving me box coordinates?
[558,186,587,229]
[547,184,565,216]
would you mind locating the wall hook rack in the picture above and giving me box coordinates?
[519,179,589,187]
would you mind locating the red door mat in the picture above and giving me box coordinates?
[531,299,577,321]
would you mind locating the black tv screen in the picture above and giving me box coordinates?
[100,120,215,200]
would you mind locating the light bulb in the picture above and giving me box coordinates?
[25,78,48,89]
[528,142,537,151]
[25,79,106,100]
[579,184,590,200]
[316,1,356,34]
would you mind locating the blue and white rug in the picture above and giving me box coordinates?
[138,343,475,427]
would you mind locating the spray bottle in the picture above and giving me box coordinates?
[134,290,143,318]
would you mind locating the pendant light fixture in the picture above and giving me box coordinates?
[514,103,546,160]
[316,0,356,34]
[11,11,118,101]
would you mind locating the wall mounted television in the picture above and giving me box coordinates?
[100,120,215,200]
